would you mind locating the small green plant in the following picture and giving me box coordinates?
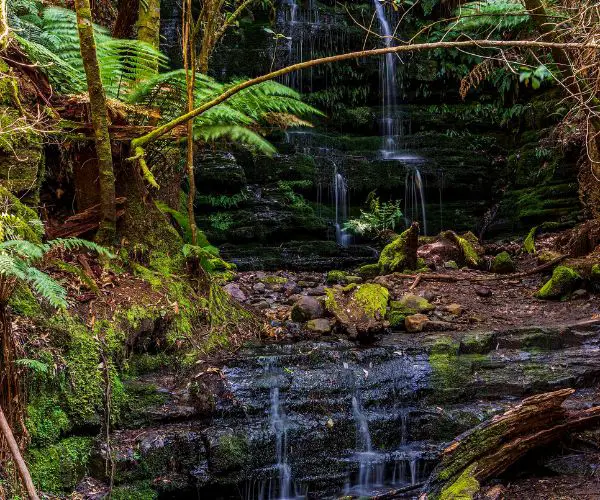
[209,212,235,231]
[344,192,404,238]
[0,214,113,308]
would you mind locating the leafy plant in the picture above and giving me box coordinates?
[0,214,113,308]
[209,213,235,231]
[519,65,552,90]
[344,193,404,238]
[196,191,248,209]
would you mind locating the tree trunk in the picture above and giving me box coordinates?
[74,0,117,244]
[183,0,198,245]
[0,403,39,500]
[113,0,141,38]
[0,0,8,51]
[137,0,161,75]
[425,388,600,499]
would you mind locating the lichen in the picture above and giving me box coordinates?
[490,251,515,274]
[535,265,581,300]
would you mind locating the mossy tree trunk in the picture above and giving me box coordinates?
[137,0,161,75]
[0,0,9,51]
[183,0,198,245]
[74,0,117,244]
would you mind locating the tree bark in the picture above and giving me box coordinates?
[137,0,161,75]
[0,0,9,51]
[183,0,198,245]
[113,0,140,38]
[74,0,117,244]
[425,389,600,499]
[0,404,39,500]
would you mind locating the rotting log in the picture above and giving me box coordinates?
[424,389,600,499]
[46,197,126,239]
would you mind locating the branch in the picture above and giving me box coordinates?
[131,39,600,150]
[214,0,258,40]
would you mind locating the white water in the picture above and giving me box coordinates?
[373,0,427,234]
[333,165,351,247]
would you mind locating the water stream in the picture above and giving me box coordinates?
[373,0,427,234]
[333,165,351,247]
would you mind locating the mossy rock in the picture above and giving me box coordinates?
[378,223,419,274]
[524,226,538,254]
[326,270,348,284]
[325,283,389,338]
[441,231,482,268]
[355,263,380,279]
[490,251,515,274]
[591,264,600,293]
[29,437,93,494]
[391,294,434,315]
[210,433,250,473]
[535,265,581,300]
[537,249,562,264]
[0,185,43,242]
[388,310,406,329]
[439,464,480,500]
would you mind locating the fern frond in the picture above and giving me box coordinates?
[47,238,114,258]
[24,266,67,308]
[193,125,276,154]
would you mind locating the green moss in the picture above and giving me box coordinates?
[111,482,158,500]
[0,185,43,242]
[391,294,434,315]
[388,310,406,328]
[490,251,515,274]
[355,263,380,279]
[448,232,481,268]
[524,226,538,254]
[29,437,93,494]
[327,270,348,284]
[535,265,581,300]
[378,225,418,274]
[439,464,480,500]
[26,393,71,447]
[8,284,42,317]
[211,434,250,473]
[353,284,389,319]
[444,260,459,269]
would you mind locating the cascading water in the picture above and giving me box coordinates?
[373,0,428,234]
[333,165,351,247]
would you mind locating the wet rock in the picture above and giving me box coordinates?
[283,280,301,296]
[405,313,429,332]
[305,318,332,334]
[474,285,492,297]
[290,296,324,322]
[224,283,247,302]
[306,285,326,296]
[252,282,266,292]
[490,251,515,274]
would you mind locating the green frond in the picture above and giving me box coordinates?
[193,125,276,154]
[47,238,114,258]
[24,266,67,308]
[0,240,45,261]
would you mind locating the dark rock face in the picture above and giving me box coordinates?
[99,322,600,499]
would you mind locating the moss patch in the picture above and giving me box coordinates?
[353,284,389,319]
[535,265,581,300]
[326,270,348,284]
[378,225,418,274]
[439,464,480,500]
[490,251,515,274]
[391,294,434,315]
[524,226,538,254]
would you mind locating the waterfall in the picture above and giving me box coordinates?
[333,165,351,247]
[373,0,427,234]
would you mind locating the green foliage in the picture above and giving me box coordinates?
[155,201,210,246]
[209,212,235,231]
[197,191,248,209]
[11,5,167,98]
[520,65,552,90]
[345,192,403,238]
[26,393,71,447]
[524,226,538,254]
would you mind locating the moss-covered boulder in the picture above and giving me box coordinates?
[391,293,435,315]
[441,231,483,268]
[535,266,581,300]
[524,226,538,254]
[325,283,389,339]
[490,251,515,274]
[591,264,600,293]
[326,270,347,284]
[378,223,419,274]
[355,263,380,279]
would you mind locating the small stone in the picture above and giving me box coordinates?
[326,417,334,429]
[224,283,247,302]
[445,303,463,316]
[571,289,588,300]
[290,296,324,322]
[252,282,266,292]
[305,318,332,334]
[345,275,363,284]
[306,285,326,296]
[490,251,516,274]
[392,293,434,315]
[444,260,459,269]
[405,314,429,333]
[255,301,270,310]
[474,285,492,297]
[422,290,437,302]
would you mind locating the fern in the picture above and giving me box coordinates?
[344,194,404,238]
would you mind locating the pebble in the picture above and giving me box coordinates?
[474,285,492,297]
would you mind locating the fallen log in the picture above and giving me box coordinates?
[46,197,126,239]
[424,388,600,499]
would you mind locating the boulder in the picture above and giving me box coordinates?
[391,293,435,315]
[290,296,324,322]
[306,318,333,334]
[405,314,429,333]
[535,266,582,300]
[325,283,389,339]
[378,223,419,274]
[490,251,515,274]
